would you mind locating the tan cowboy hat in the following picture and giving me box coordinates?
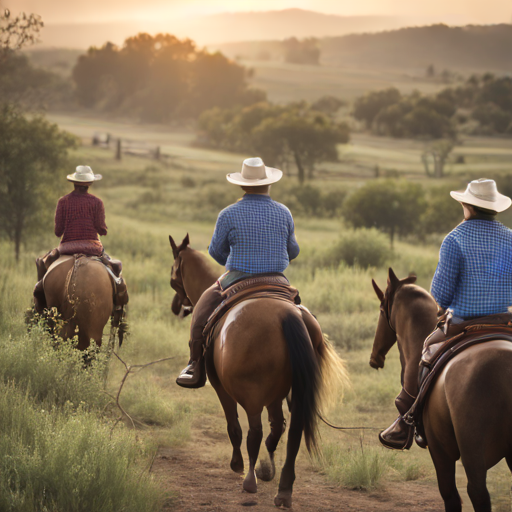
[67,165,102,183]
[226,157,282,186]
[450,178,511,213]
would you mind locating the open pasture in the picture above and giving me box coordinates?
[3,113,512,509]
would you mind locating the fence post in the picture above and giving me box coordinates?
[116,139,122,160]
[154,146,160,160]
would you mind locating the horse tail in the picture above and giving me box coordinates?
[282,313,321,455]
[316,334,350,415]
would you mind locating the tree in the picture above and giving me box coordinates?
[0,105,78,261]
[421,139,456,178]
[352,88,401,129]
[0,9,43,59]
[283,38,320,65]
[342,179,426,247]
[420,186,462,237]
[252,108,349,184]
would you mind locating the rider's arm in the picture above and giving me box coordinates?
[430,234,462,310]
[287,212,300,261]
[208,211,230,266]
[94,200,108,236]
[54,198,65,237]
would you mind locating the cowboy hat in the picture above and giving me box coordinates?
[226,157,282,186]
[450,178,511,213]
[67,165,102,183]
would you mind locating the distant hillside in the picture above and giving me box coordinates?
[39,9,410,49]
[218,24,512,73]
[321,24,512,71]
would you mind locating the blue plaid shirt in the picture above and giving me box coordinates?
[431,219,512,319]
[208,194,300,273]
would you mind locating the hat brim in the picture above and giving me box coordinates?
[67,174,102,183]
[450,190,512,212]
[226,167,282,186]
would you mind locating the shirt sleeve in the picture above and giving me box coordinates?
[287,213,300,261]
[430,234,462,310]
[54,198,65,237]
[94,199,108,236]
[208,211,230,266]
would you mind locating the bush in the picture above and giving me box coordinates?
[320,228,391,269]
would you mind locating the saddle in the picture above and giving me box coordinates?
[404,313,512,435]
[203,275,300,347]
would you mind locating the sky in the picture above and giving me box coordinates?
[6,0,512,24]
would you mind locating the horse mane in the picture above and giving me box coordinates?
[181,246,220,282]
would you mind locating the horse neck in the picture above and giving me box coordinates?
[181,249,219,305]
[393,285,438,394]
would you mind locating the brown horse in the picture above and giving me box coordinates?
[169,234,347,508]
[371,268,512,512]
[41,255,121,350]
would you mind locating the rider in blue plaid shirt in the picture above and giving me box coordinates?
[380,178,512,451]
[177,158,300,388]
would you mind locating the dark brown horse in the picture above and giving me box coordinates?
[41,255,122,350]
[371,268,512,512]
[169,234,347,508]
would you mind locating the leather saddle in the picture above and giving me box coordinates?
[203,275,300,347]
[405,313,512,434]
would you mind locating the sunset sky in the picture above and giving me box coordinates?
[8,0,512,24]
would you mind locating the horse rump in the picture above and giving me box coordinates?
[281,313,321,454]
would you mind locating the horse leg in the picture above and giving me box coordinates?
[429,444,462,512]
[464,463,491,512]
[274,401,303,509]
[243,413,263,493]
[257,399,285,482]
[211,382,244,473]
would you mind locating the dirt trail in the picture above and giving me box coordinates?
[152,421,445,512]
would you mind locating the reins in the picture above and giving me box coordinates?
[319,414,383,431]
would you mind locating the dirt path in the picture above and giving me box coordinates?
[152,421,445,512]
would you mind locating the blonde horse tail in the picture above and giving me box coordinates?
[316,334,350,416]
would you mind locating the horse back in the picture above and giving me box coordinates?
[425,340,512,465]
[212,298,298,414]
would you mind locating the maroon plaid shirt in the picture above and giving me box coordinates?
[54,190,107,244]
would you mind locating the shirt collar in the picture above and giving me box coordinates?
[242,194,272,201]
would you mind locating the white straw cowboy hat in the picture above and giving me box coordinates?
[450,178,511,213]
[67,165,102,183]
[226,157,282,186]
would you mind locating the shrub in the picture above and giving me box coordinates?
[320,228,391,269]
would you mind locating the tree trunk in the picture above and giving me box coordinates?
[14,229,21,262]
[294,151,305,185]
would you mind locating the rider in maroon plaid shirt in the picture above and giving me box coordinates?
[33,165,128,314]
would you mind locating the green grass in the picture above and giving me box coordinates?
[3,116,512,509]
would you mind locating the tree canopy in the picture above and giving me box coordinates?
[72,33,265,121]
[0,105,77,260]
[197,101,350,183]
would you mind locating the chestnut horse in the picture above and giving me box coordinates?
[169,234,347,508]
[41,255,122,350]
[370,268,512,512]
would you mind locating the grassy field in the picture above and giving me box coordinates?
[3,118,512,510]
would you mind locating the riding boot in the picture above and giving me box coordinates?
[33,280,47,315]
[379,388,415,450]
[176,282,223,389]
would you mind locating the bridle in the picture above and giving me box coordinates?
[170,254,192,311]
[380,293,396,334]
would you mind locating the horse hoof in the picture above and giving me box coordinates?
[231,458,244,474]
[256,458,275,482]
[243,474,258,494]
[274,492,292,509]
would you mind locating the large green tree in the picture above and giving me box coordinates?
[342,179,426,247]
[0,105,77,260]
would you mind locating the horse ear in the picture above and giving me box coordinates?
[387,267,399,289]
[169,235,178,258]
[183,233,190,247]
[372,279,384,301]
[403,273,417,285]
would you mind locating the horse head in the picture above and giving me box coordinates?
[369,268,417,370]
[169,234,192,316]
